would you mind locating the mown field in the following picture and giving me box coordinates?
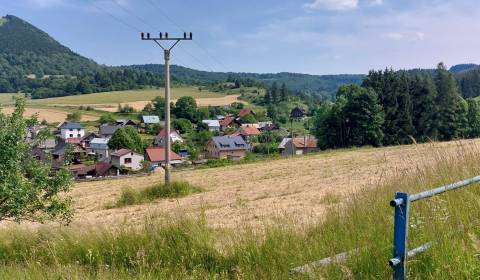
[0,87,242,122]
[2,139,480,279]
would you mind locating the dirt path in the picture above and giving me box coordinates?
[68,140,479,229]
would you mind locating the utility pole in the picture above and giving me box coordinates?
[141,32,192,185]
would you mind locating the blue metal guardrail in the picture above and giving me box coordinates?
[389,175,480,280]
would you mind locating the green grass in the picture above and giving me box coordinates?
[0,93,22,105]
[1,143,480,278]
[29,87,226,105]
[109,181,204,208]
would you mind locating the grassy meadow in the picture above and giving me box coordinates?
[0,142,480,279]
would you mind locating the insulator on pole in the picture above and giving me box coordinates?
[189,32,192,39]
[165,32,168,38]
[183,32,186,39]
[160,32,163,39]
[147,33,150,39]
[141,32,144,39]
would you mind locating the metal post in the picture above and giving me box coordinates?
[391,192,409,280]
[164,49,171,185]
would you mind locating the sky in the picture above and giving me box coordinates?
[1,0,480,75]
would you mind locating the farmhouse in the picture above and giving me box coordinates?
[146,147,183,166]
[90,138,110,160]
[99,124,120,138]
[233,124,261,143]
[110,149,144,171]
[59,122,85,140]
[219,115,236,130]
[205,135,249,159]
[141,115,161,125]
[282,136,319,156]
[202,119,221,132]
[80,132,99,148]
[153,129,184,146]
[115,119,137,126]
[238,108,255,118]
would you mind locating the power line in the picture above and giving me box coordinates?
[106,0,214,71]
[109,0,158,31]
[143,0,231,72]
[90,0,142,32]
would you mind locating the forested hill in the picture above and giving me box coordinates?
[125,64,365,100]
[0,15,162,98]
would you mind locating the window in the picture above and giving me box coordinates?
[69,129,73,131]
[77,134,81,137]
[124,158,132,164]
[69,134,73,137]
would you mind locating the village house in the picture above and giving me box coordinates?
[233,124,261,143]
[52,141,87,163]
[202,119,221,132]
[110,149,144,171]
[282,135,319,156]
[141,115,161,126]
[90,138,110,161]
[59,122,85,141]
[278,137,292,154]
[146,147,183,167]
[238,108,255,119]
[205,135,249,159]
[153,128,184,146]
[70,162,119,180]
[99,124,120,138]
[80,132,99,148]
[115,119,137,127]
[219,115,236,130]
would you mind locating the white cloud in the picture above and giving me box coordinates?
[385,31,425,41]
[303,0,382,11]
[304,0,358,11]
[386,32,404,40]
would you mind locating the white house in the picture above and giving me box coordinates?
[154,129,184,147]
[202,120,221,132]
[90,138,110,161]
[59,122,85,140]
[110,149,144,171]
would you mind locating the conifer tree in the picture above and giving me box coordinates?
[410,75,438,141]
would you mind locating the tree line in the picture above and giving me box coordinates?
[314,63,480,149]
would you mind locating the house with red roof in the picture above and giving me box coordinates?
[233,124,261,143]
[219,115,236,130]
[282,135,319,156]
[146,147,184,166]
[238,108,255,118]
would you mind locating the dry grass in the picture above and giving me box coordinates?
[55,139,480,230]
[0,106,97,122]
[90,95,243,112]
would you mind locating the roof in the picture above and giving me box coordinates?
[290,137,318,148]
[211,136,249,151]
[157,128,180,137]
[219,116,235,127]
[60,122,83,130]
[236,125,261,136]
[278,138,292,149]
[238,108,254,118]
[95,162,117,176]
[110,149,140,157]
[82,132,99,140]
[66,137,82,144]
[116,119,136,126]
[291,107,307,118]
[52,142,86,156]
[202,120,220,127]
[142,115,160,124]
[90,138,109,145]
[99,124,120,136]
[146,147,182,162]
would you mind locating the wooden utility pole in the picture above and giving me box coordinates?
[141,32,192,185]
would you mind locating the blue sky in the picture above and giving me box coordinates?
[1,0,480,74]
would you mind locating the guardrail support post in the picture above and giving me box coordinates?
[392,192,409,280]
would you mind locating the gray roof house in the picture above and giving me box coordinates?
[99,124,120,138]
[205,135,249,159]
[141,115,160,124]
[59,122,83,130]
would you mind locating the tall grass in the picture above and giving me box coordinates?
[109,181,204,208]
[1,142,480,279]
